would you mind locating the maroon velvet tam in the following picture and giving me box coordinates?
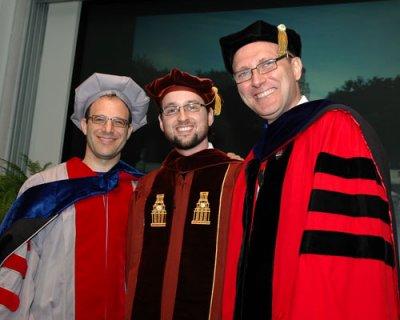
[145,68,216,108]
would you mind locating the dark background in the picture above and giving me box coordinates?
[62,0,400,175]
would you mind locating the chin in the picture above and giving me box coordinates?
[95,149,120,160]
[255,104,279,116]
[172,135,200,150]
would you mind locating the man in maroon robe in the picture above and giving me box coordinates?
[219,20,400,319]
[125,68,242,319]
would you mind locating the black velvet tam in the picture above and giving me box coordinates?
[219,20,302,74]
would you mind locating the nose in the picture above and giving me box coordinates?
[251,69,265,87]
[177,106,188,121]
[103,119,114,132]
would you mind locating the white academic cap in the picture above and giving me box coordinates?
[70,72,150,132]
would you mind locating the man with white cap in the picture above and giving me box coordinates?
[0,73,149,319]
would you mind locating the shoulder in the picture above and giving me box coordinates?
[135,167,161,190]
[321,106,360,121]
[19,162,68,195]
[305,106,371,140]
[211,148,243,164]
[299,106,388,176]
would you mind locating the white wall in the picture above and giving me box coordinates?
[0,0,30,159]
[28,2,81,165]
[0,1,16,107]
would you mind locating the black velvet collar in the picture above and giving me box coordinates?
[253,99,336,160]
[162,148,237,173]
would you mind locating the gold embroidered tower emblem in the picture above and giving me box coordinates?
[151,194,167,227]
[192,191,211,225]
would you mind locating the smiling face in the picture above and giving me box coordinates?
[232,41,303,123]
[80,96,133,170]
[159,90,214,156]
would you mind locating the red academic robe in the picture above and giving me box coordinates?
[223,101,400,319]
[70,158,137,320]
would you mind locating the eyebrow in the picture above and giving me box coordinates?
[90,114,128,120]
[163,99,202,106]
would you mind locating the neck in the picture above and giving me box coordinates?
[175,139,209,157]
[267,93,304,124]
[82,154,120,173]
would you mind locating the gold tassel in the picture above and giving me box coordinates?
[277,24,288,56]
[211,86,222,116]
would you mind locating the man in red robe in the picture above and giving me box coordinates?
[125,68,242,319]
[0,73,149,319]
[219,20,400,319]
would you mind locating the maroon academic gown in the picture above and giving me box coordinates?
[223,100,400,319]
[126,148,242,319]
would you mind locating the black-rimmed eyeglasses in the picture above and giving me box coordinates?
[87,115,129,128]
[233,53,291,84]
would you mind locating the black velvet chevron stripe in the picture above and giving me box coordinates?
[235,143,293,320]
[300,230,394,267]
[309,189,390,224]
[315,152,381,184]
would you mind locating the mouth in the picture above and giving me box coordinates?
[175,124,194,135]
[255,87,275,100]
[97,135,117,144]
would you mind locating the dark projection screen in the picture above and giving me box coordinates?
[63,0,400,215]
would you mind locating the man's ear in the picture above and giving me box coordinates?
[127,125,134,139]
[208,108,214,127]
[80,118,88,135]
[158,115,165,133]
[291,57,303,81]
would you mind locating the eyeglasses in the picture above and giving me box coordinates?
[87,115,129,128]
[233,53,291,84]
[161,102,206,117]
